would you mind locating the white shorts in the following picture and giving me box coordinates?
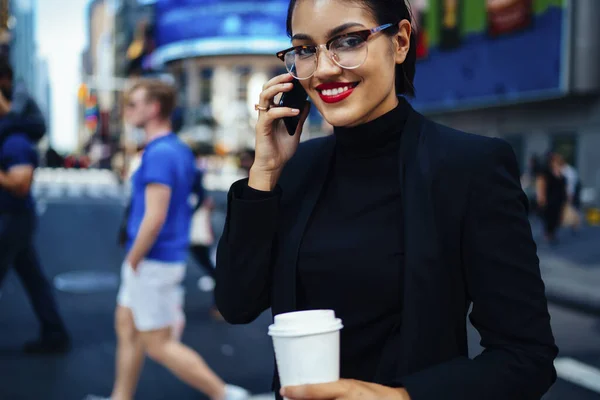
[117,259,186,336]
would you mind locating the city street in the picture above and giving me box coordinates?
[0,178,599,399]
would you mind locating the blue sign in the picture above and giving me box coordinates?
[410,1,569,112]
[152,0,291,66]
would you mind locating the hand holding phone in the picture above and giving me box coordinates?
[250,73,311,191]
[278,77,309,136]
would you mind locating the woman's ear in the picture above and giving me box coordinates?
[394,19,412,64]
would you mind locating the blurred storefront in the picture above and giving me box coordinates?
[411,0,600,198]
[149,0,328,153]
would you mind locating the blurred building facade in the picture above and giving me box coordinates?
[106,0,599,199]
[148,0,327,153]
[79,0,121,168]
[9,0,36,90]
[114,0,155,78]
[33,57,51,129]
[412,0,600,197]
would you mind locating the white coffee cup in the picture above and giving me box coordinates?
[268,310,343,397]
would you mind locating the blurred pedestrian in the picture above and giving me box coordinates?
[521,154,542,215]
[238,148,255,176]
[88,79,249,400]
[0,58,46,147]
[557,154,581,233]
[216,1,557,399]
[0,68,70,353]
[536,152,567,244]
[187,145,223,320]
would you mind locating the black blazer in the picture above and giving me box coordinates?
[215,104,558,400]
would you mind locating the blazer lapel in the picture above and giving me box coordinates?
[397,107,450,376]
[280,136,336,313]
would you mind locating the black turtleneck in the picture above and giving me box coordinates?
[296,99,408,383]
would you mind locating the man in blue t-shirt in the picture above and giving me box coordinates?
[92,79,248,400]
[0,129,70,353]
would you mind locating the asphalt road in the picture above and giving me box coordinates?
[0,190,599,400]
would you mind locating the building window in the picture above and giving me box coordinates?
[236,66,252,101]
[200,68,213,105]
[551,133,577,166]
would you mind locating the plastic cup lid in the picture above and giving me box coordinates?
[268,309,343,337]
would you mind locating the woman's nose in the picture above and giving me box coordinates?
[313,47,343,80]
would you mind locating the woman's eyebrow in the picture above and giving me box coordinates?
[291,22,365,42]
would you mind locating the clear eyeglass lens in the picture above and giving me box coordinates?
[285,48,317,79]
[330,35,368,68]
[284,34,368,78]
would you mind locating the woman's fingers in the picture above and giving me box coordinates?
[257,107,301,134]
[258,82,295,109]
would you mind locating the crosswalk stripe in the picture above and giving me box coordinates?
[555,357,600,394]
[249,394,275,400]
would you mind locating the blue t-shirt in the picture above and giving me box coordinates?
[126,134,196,263]
[0,133,37,212]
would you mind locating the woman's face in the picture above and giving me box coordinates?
[290,0,411,127]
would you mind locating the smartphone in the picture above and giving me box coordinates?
[278,77,308,136]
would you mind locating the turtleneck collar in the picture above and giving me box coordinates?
[333,97,410,158]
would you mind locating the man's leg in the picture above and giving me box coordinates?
[0,214,23,286]
[130,261,245,399]
[12,241,70,352]
[190,245,223,320]
[140,327,226,400]
[110,306,145,400]
[190,245,216,278]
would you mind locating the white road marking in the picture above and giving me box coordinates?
[555,357,600,394]
[249,394,275,400]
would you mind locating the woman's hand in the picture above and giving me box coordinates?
[249,73,310,191]
[281,379,411,400]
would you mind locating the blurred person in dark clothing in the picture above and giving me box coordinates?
[536,152,567,244]
[0,58,46,146]
[0,91,70,353]
[45,147,65,168]
[187,152,222,320]
[238,148,255,175]
[522,155,542,214]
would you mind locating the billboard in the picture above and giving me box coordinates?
[410,0,569,112]
[152,0,290,66]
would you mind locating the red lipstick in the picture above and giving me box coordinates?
[316,82,358,104]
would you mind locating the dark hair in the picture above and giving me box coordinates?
[285,0,416,97]
[0,57,13,81]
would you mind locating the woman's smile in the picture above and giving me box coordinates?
[316,81,360,103]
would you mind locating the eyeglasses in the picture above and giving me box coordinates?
[276,23,396,80]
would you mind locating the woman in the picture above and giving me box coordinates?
[536,152,567,244]
[216,1,558,399]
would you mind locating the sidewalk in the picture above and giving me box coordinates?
[533,220,600,316]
